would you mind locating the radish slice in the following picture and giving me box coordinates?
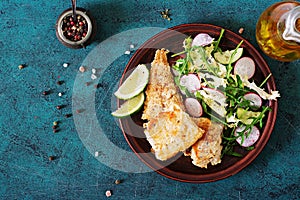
[185,98,203,117]
[192,33,214,47]
[180,74,201,93]
[244,92,262,110]
[234,57,255,79]
[235,125,260,147]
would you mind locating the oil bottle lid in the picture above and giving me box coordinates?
[283,6,300,43]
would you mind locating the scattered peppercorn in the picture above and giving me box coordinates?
[238,27,244,34]
[94,84,102,89]
[42,91,49,95]
[53,129,59,133]
[114,179,121,185]
[56,105,63,110]
[85,82,91,86]
[52,125,58,129]
[18,64,25,70]
[76,109,81,114]
[56,80,64,85]
[79,66,86,73]
[48,156,56,161]
[65,113,72,118]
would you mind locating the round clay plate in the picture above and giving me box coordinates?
[118,24,278,183]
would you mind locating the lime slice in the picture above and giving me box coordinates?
[214,48,243,64]
[114,64,149,100]
[111,93,145,118]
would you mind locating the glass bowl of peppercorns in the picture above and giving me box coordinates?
[55,8,95,49]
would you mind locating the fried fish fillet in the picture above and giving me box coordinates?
[190,117,224,168]
[142,49,184,121]
[143,49,205,161]
[145,104,205,161]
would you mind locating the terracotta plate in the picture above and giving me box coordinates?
[118,24,278,183]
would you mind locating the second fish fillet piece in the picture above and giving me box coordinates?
[143,49,205,161]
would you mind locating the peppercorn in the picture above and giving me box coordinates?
[48,156,56,161]
[79,66,85,72]
[65,114,72,118]
[114,179,121,185]
[42,91,49,95]
[238,27,244,34]
[56,80,64,85]
[18,64,25,70]
[62,14,89,42]
[53,129,59,133]
[56,105,62,110]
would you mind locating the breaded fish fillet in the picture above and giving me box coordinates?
[145,104,205,161]
[190,117,224,168]
[143,49,205,161]
[142,49,184,121]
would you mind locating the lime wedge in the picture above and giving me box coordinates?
[214,48,243,64]
[111,93,145,118]
[114,64,149,100]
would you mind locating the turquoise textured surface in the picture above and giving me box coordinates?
[1,0,299,199]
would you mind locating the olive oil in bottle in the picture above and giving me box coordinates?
[256,1,300,62]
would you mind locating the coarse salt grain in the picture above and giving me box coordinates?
[124,50,131,55]
[58,92,63,97]
[91,74,97,80]
[95,151,99,157]
[105,190,112,197]
[92,68,96,74]
[79,66,85,73]
[63,63,69,68]
[129,44,135,49]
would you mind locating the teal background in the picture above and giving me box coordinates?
[1,0,299,199]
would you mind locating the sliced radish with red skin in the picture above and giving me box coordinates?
[180,74,201,93]
[235,125,260,147]
[185,98,203,117]
[234,57,256,79]
[192,33,214,47]
[244,92,262,110]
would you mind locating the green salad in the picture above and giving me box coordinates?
[171,29,280,157]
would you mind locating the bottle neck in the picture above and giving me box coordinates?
[282,6,300,43]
